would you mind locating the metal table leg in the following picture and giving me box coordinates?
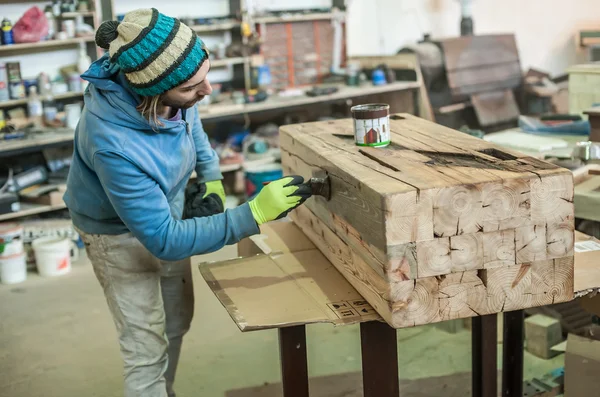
[360,321,399,397]
[279,325,309,397]
[472,314,498,397]
[502,310,524,397]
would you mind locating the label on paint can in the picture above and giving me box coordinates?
[351,103,391,147]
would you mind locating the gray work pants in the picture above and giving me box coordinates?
[77,228,193,397]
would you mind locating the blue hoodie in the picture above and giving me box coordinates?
[63,54,259,261]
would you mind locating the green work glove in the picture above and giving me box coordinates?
[204,180,226,207]
[249,175,312,225]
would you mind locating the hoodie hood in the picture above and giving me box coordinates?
[81,53,184,133]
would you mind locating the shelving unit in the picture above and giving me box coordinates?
[0,91,84,110]
[254,12,339,24]
[0,36,96,54]
[61,11,97,18]
[211,57,247,68]
[191,21,239,33]
[201,81,420,120]
[0,2,351,222]
[0,129,75,158]
[0,203,67,222]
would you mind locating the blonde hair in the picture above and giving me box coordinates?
[137,95,164,129]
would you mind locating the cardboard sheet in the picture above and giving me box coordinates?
[198,221,381,331]
[199,222,600,332]
[574,231,600,297]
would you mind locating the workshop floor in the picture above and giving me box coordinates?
[0,246,564,397]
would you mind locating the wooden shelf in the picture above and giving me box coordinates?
[254,12,341,24]
[0,91,83,109]
[0,130,74,157]
[201,81,421,120]
[210,57,247,67]
[191,21,239,33]
[190,163,242,180]
[0,37,95,55]
[0,202,67,222]
[61,11,96,18]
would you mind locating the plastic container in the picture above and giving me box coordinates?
[244,162,282,198]
[0,252,26,284]
[0,223,24,257]
[32,236,73,277]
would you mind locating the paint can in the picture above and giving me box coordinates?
[0,223,24,258]
[0,252,27,284]
[351,103,391,147]
[32,236,74,277]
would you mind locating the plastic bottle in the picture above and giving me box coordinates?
[77,43,91,89]
[1,18,14,45]
[42,87,57,126]
[44,6,57,40]
[52,0,62,17]
[27,86,43,128]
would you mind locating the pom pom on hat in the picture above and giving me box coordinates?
[95,20,120,50]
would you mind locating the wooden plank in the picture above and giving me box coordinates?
[525,314,563,359]
[531,174,574,225]
[516,224,548,263]
[471,89,520,127]
[0,202,67,222]
[530,257,574,306]
[290,205,394,323]
[440,35,521,98]
[447,63,521,97]
[292,204,573,328]
[482,230,516,269]
[281,115,575,328]
[0,37,95,55]
[202,81,420,120]
[441,35,520,71]
[481,178,531,233]
[484,264,532,313]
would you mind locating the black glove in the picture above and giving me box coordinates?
[182,181,225,220]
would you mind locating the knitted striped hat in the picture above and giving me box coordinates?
[95,8,209,97]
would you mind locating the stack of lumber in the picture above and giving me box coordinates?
[280,113,575,328]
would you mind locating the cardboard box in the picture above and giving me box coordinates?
[565,333,600,396]
[199,221,381,331]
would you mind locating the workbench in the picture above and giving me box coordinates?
[199,221,546,397]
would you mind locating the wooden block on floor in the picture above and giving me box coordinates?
[525,314,563,359]
[435,318,464,334]
[281,114,575,328]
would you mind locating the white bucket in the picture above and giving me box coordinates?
[0,252,27,284]
[32,236,74,277]
[0,223,24,257]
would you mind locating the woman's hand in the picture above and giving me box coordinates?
[248,175,312,225]
[204,180,226,207]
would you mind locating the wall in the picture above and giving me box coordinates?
[346,0,600,77]
[4,0,599,85]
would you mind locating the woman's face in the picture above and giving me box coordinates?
[161,59,212,109]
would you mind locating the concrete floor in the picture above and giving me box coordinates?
[0,246,564,397]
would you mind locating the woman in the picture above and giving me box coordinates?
[63,8,310,397]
